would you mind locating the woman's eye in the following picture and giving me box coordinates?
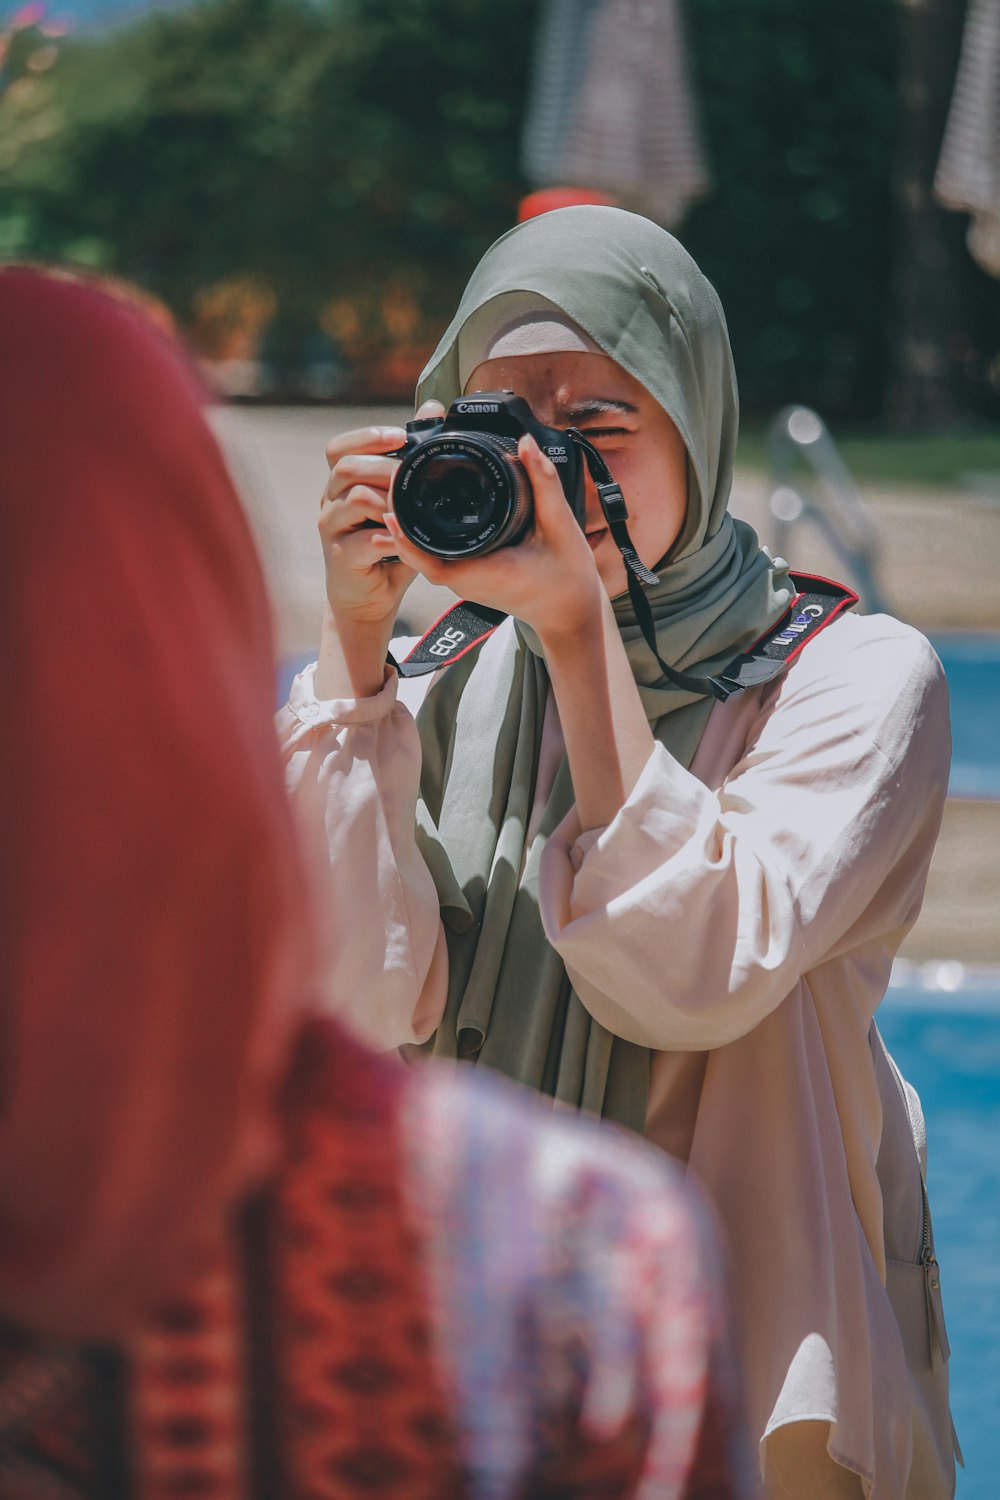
[579,427,629,440]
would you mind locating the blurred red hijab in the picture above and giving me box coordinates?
[0,268,313,1336]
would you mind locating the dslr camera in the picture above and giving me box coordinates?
[391,391,585,558]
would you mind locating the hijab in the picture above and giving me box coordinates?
[410,208,793,1130]
[0,268,314,1335]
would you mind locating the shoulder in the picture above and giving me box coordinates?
[784,609,944,691]
[762,609,949,752]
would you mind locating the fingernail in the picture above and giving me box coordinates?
[379,427,407,441]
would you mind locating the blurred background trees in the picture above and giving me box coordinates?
[0,0,536,392]
[1,0,995,423]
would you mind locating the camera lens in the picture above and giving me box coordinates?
[412,455,498,539]
[393,434,531,558]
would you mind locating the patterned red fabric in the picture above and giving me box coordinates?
[0,1023,465,1500]
[0,1326,108,1499]
[269,1022,463,1500]
[130,1247,248,1500]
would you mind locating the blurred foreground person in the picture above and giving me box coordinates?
[0,267,746,1500]
[287,207,959,1499]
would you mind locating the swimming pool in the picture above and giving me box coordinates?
[931,635,1000,800]
[880,967,1000,1498]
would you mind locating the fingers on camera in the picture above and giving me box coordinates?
[328,452,397,496]
[325,427,407,468]
[320,487,391,534]
[413,399,446,421]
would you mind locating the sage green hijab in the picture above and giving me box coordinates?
[410,207,792,1131]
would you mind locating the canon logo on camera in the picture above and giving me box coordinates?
[455,401,500,415]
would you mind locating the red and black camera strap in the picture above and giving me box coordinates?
[390,433,858,699]
[390,572,857,698]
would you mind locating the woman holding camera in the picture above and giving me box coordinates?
[280,207,957,1499]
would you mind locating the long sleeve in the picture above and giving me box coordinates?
[278,661,447,1050]
[538,617,950,1051]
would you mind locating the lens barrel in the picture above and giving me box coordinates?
[392,432,532,558]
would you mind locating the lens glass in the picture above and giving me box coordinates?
[410,454,499,542]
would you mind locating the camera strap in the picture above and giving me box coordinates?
[567,431,858,700]
[390,429,857,693]
[392,574,857,691]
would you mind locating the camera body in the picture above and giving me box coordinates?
[391,391,585,559]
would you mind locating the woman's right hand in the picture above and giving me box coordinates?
[319,400,445,628]
[313,401,444,700]
[320,423,412,628]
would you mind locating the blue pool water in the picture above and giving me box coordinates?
[879,973,1000,1498]
[276,650,315,709]
[931,635,1000,800]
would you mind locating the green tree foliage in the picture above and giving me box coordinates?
[2,0,995,416]
[0,0,535,338]
[682,0,900,420]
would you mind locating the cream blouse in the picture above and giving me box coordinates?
[278,609,951,1498]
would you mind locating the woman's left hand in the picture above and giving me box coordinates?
[372,435,606,644]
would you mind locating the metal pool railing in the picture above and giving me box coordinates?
[766,405,888,616]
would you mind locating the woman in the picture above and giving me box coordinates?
[282,206,959,1498]
[0,264,743,1500]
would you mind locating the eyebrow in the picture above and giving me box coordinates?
[559,398,639,423]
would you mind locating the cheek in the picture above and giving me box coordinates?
[626,455,687,554]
